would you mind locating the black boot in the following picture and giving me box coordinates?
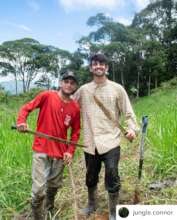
[108,191,119,220]
[46,187,58,212]
[80,186,97,215]
[32,196,45,220]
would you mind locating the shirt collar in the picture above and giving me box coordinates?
[93,78,108,88]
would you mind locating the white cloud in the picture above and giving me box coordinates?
[18,24,32,32]
[59,0,122,11]
[27,0,40,12]
[3,21,32,32]
[133,0,150,11]
[105,13,112,18]
[115,16,133,26]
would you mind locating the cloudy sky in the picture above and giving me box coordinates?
[0,0,150,52]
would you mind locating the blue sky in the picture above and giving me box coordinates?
[0,0,150,53]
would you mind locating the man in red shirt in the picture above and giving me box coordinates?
[16,71,80,220]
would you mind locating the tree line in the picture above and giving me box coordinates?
[0,0,177,97]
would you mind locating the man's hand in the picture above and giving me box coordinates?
[63,152,72,165]
[16,123,28,132]
[125,129,136,141]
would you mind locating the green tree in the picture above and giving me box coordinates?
[0,38,42,93]
[132,0,177,78]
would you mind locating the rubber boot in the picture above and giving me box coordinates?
[108,191,119,220]
[32,197,45,220]
[80,186,97,215]
[46,187,58,212]
[45,187,58,219]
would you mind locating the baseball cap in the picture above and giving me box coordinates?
[61,71,78,83]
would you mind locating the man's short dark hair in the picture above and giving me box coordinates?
[90,53,108,65]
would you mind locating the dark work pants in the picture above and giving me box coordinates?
[84,146,121,193]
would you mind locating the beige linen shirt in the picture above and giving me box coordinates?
[74,79,138,155]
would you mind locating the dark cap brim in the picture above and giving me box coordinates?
[62,76,78,83]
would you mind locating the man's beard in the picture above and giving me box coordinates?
[93,71,106,77]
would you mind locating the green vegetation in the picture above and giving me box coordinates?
[0,82,177,218]
[134,86,177,178]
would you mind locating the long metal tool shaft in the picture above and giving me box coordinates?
[138,116,148,180]
[133,116,148,204]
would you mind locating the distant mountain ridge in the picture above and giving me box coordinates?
[0,80,34,94]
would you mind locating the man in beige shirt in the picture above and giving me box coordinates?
[75,53,138,220]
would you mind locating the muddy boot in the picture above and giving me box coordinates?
[108,191,119,220]
[80,186,97,215]
[32,197,45,220]
[46,187,58,212]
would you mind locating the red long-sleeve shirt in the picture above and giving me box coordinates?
[17,90,80,158]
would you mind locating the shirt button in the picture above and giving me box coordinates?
[61,108,63,112]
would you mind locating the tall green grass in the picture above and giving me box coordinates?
[134,88,177,178]
[0,102,36,217]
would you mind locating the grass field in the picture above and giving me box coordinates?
[0,85,177,219]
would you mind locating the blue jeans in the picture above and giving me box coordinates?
[84,146,121,193]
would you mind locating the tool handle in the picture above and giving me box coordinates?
[11,125,17,130]
[11,124,29,131]
[142,116,148,133]
[138,159,143,180]
[11,124,87,148]
[124,131,133,142]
